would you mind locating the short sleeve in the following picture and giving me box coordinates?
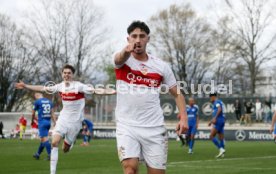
[113,51,125,69]
[162,63,177,88]
[194,105,199,114]
[77,82,93,94]
[46,83,62,93]
[215,102,221,108]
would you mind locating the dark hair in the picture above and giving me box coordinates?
[127,20,150,35]
[62,64,75,74]
[209,92,217,97]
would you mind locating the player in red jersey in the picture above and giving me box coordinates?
[19,115,27,140]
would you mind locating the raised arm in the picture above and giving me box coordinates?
[80,83,116,95]
[93,88,116,95]
[169,86,188,135]
[15,80,45,92]
[114,43,136,65]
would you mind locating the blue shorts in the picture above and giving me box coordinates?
[38,121,51,138]
[274,124,276,135]
[187,124,197,135]
[213,121,225,134]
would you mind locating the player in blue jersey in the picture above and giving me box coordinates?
[270,111,276,143]
[208,92,226,158]
[81,119,94,146]
[32,92,56,160]
[186,97,199,154]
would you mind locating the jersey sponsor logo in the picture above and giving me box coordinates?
[115,64,163,87]
[188,114,195,118]
[59,92,84,101]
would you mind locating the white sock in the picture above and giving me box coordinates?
[50,147,58,174]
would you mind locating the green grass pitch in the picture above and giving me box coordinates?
[0,139,275,174]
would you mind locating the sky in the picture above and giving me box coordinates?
[92,0,214,46]
[0,0,275,63]
[0,0,220,49]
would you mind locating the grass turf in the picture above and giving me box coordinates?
[0,139,275,174]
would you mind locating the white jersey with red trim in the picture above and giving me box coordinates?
[53,81,90,123]
[114,54,177,127]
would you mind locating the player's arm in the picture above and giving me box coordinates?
[15,80,45,92]
[93,88,116,95]
[82,84,116,95]
[196,114,199,129]
[50,109,57,126]
[195,105,199,129]
[31,110,36,125]
[210,105,221,125]
[114,43,136,65]
[214,106,222,119]
[170,86,188,135]
[86,129,91,136]
[270,112,276,133]
[32,101,38,125]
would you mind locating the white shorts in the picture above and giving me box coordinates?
[116,123,168,170]
[53,119,82,145]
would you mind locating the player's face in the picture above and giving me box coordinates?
[62,69,73,81]
[188,98,194,106]
[34,93,42,99]
[210,96,216,102]
[127,28,149,54]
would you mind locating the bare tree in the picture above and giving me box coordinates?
[26,0,108,82]
[148,4,215,94]
[23,0,108,109]
[72,0,107,80]
[25,0,75,83]
[0,14,39,111]
[221,0,276,94]
[208,17,250,96]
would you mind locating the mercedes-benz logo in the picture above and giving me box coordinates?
[162,103,173,117]
[202,102,213,116]
[235,130,246,141]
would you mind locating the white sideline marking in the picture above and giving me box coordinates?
[168,164,276,171]
[168,155,276,165]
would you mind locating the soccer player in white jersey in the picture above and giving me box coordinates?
[15,64,114,174]
[114,21,188,174]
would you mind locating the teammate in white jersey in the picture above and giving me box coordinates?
[114,21,188,174]
[15,64,115,174]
